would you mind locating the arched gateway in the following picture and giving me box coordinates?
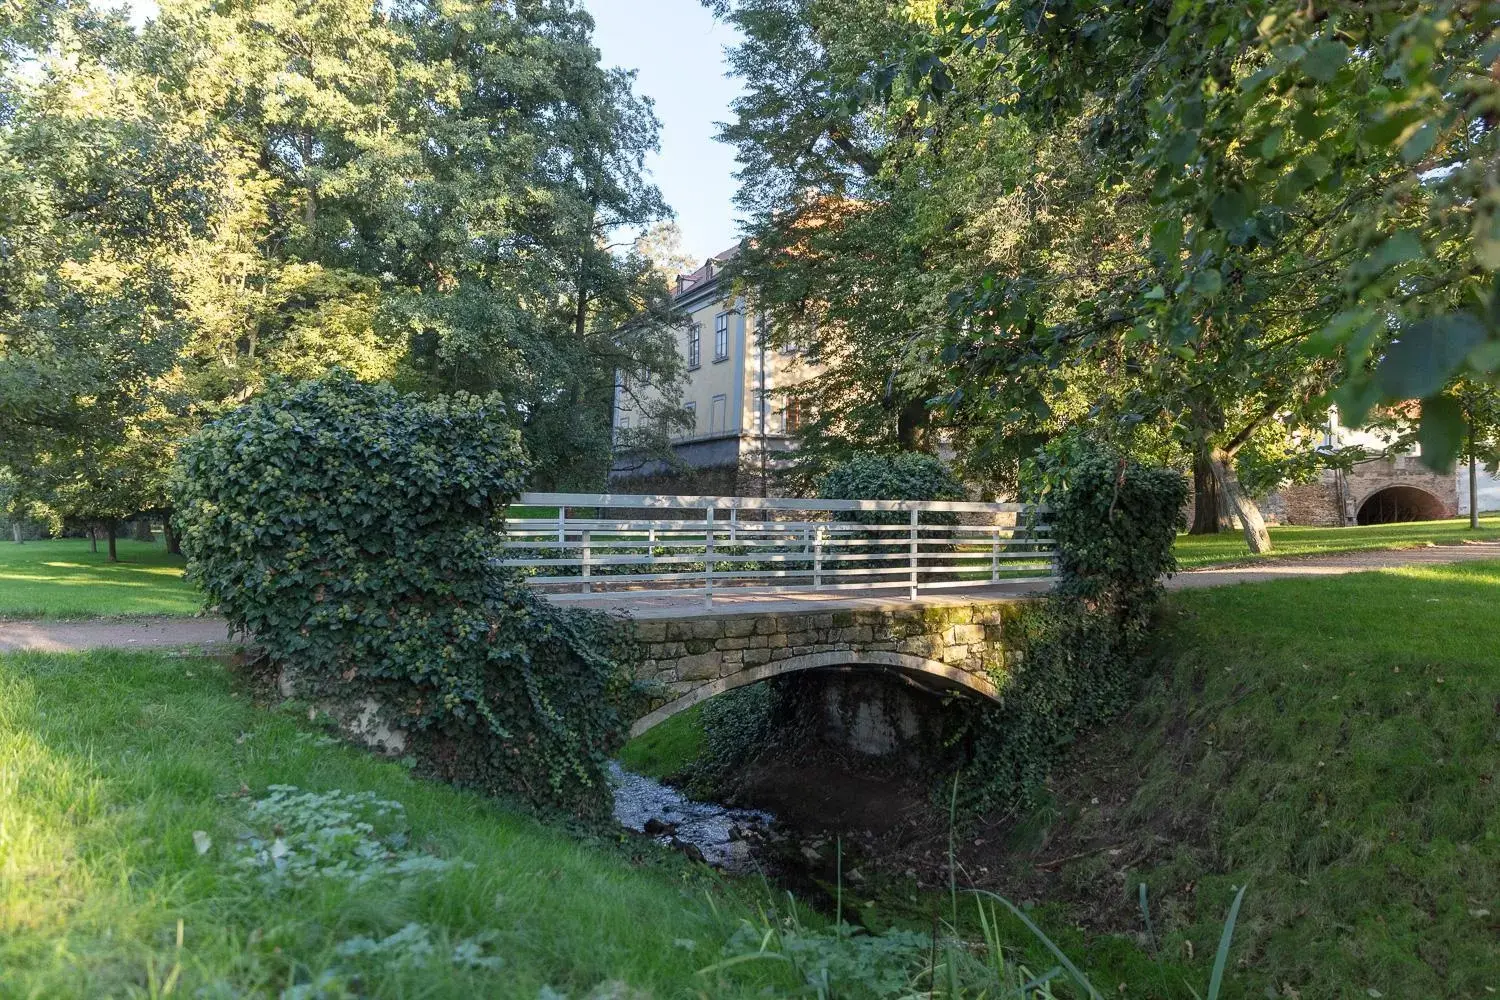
[627,601,1024,736]
[1355,485,1450,525]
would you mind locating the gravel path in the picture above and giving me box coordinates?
[5,541,1499,652]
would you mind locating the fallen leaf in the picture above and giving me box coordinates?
[192,830,212,855]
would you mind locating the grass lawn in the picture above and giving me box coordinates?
[1173,513,1500,568]
[617,704,704,781]
[0,539,200,618]
[0,649,824,999]
[1000,560,1500,999]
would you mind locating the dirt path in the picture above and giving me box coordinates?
[0,616,238,653]
[1165,540,1500,589]
[5,541,1500,652]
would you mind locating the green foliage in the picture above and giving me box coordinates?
[1047,450,1188,605]
[922,1,1500,472]
[0,649,819,998]
[817,451,967,518]
[954,451,1186,814]
[688,683,774,794]
[172,374,634,816]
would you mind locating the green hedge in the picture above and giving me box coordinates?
[817,451,966,521]
[173,374,635,817]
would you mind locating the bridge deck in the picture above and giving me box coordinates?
[539,580,1050,620]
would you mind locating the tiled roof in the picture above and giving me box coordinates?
[674,244,741,300]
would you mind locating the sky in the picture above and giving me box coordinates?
[584,0,745,264]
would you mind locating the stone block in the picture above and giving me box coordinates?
[940,643,969,664]
[677,653,722,681]
[897,636,936,658]
[633,622,667,642]
[647,642,686,659]
[722,618,756,638]
[685,639,716,655]
[719,650,743,668]
[754,616,781,635]
[716,636,750,651]
[690,620,723,640]
[946,623,985,644]
[812,613,834,629]
[747,634,770,649]
[743,648,772,666]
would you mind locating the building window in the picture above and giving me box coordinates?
[687,324,701,369]
[714,312,730,362]
[786,397,808,433]
[616,414,629,440]
[710,394,727,434]
[683,401,696,432]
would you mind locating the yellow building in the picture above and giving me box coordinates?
[611,246,814,493]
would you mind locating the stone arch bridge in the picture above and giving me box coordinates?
[625,600,1026,736]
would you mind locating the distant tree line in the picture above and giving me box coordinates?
[0,0,692,556]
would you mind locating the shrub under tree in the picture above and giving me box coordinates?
[173,373,635,817]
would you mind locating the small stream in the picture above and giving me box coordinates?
[609,762,777,873]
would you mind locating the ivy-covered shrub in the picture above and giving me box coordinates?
[952,449,1188,813]
[1049,449,1187,607]
[816,452,967,577]
[817,451,966,521]
[173,374,634,818]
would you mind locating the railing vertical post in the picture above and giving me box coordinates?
[581,530,592,594]
[813,524,823,590]
[729,507,738,544]
[556,506,566,546]
[908,507,919,600]
[704,506,716,606]
[991,524,1000,584]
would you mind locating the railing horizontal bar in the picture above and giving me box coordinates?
[538,575,1056,601]
[518,491,1049,515]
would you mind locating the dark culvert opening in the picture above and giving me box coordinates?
[1355,486,1447,525]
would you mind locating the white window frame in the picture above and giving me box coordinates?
[713,312,730,362]
[710,393,728,434]
[687,323,701,369]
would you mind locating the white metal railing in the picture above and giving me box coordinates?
[500,492,1056,603]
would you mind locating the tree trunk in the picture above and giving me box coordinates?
[1469,413,1480,530]
[163,513,182,556]
[1210,448,1271,553]
[106,521,118,563]
[1189,448,1234,534]
[90,526,98,553]
[11,522,22,544]
[895,395,926,450]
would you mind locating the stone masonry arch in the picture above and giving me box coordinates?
[1354,483,1451,525]
[627,601,1025,737]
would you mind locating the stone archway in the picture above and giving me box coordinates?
[1355,485,1449,525]
[630,649,1001,737]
